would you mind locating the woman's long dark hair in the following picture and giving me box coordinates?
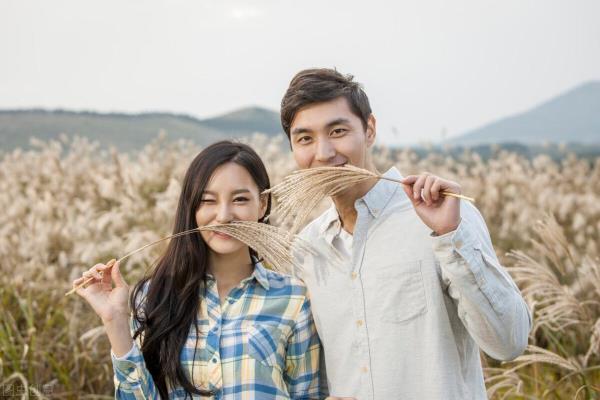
[129,140,271,398]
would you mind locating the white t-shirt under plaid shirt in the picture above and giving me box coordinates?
[294,166,532,400]
[111,262,322,399]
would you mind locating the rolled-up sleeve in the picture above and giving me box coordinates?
[431,201,532,361]
[111,339,158,399]
[111,282,158,399]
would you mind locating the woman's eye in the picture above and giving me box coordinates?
[200,199,215,203]
[234,197,249,202]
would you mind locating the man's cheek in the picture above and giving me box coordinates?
[293,151,311,169]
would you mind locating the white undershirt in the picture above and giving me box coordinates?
[332,226,353,261]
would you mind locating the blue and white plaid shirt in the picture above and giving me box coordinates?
[111,262,322,399]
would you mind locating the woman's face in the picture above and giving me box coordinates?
[195,162,268,256]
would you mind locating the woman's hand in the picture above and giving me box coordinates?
[72,260,130,324]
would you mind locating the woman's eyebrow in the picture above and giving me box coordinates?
[202,189,251,195]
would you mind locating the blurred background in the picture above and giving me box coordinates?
[1,0,599,151]
[1,1,599,398]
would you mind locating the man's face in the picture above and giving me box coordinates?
[289,96,376,170]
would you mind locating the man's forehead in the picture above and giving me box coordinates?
[291,97,359,131]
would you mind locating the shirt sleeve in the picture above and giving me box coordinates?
[431,200,532,361]
[284,292,323,399]
[111,283,159,399]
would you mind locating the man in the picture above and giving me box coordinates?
[280,68,531,399]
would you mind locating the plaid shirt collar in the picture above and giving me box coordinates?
[206,259,270,291]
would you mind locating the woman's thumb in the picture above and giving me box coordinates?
[111,261,127,287]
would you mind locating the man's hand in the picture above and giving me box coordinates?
[401,173,461,235]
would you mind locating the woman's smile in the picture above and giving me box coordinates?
[212,231,232,240]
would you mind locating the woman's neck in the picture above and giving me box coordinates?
[208,247,254,301]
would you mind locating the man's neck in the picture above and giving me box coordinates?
[332,174,379,235]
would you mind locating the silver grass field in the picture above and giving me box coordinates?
[0,134,599,398]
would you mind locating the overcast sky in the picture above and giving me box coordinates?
[1,0,599,145]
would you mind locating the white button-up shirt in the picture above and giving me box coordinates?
[294,167,531,400]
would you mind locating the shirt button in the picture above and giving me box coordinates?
[212,357,218,363]
[351,272,358,280]
[356,319,364,327]
[362,366,369,373]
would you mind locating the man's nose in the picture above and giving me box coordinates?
[314,138,336,162]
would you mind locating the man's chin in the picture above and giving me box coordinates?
[331,184,357,199]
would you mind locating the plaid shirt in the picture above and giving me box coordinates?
[111,262,322,399]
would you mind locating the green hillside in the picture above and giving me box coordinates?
[0,107,283,151]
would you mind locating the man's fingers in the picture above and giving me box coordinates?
[423,175,435,205]
[431,178,442,201]
[412,174,427,202]
[401,175,418,185]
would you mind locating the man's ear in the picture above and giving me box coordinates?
[366,114,377,147]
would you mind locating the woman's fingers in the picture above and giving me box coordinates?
[72,276,85,287]
[83,269,102,281]
[111,261,128,288]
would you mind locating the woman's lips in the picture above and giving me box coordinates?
[213,231,232,240]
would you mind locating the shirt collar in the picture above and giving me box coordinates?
[319,166,405,235]
[250,260,271,290]
[205,258,271,291]
[361,166,404,218]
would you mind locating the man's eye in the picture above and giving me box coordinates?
[331,128,347,136]
[298,136,312,144]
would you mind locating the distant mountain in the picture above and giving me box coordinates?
[0,106,282,151]
[447,81,600,146]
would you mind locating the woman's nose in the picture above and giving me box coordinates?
[215,203,234,224]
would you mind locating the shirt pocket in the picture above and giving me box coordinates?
[375,260,428,323]
[247,323,285,370]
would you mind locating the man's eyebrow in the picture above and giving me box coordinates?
[291,118,352,136]
[291,127,312,136]
[325,118,352,129]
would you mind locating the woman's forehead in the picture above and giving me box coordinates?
[203,162,258,192]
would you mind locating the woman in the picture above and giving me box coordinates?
[73,141,322,399]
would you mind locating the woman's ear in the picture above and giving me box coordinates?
[259,192,269,221]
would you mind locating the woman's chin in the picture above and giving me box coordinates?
[206,238,245,256]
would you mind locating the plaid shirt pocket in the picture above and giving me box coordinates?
[248,323,284,369]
